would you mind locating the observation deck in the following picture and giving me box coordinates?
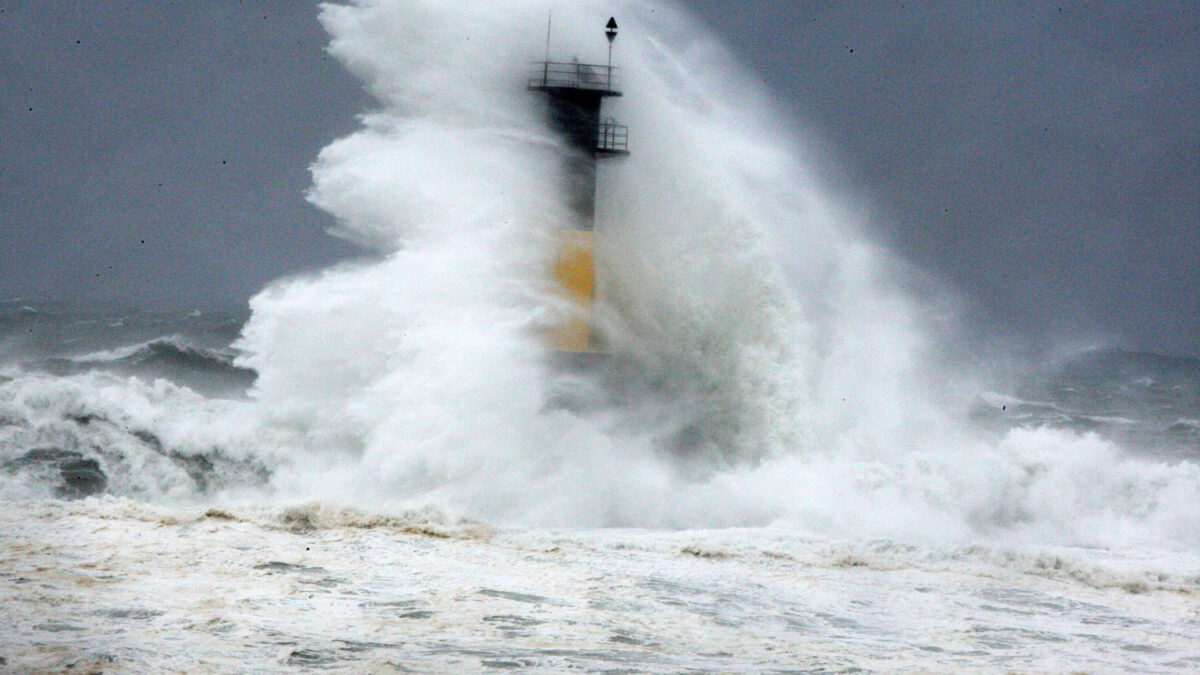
[529,61,623,97]
[529,61,630,156]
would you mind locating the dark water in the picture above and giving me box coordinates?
[5,302,1197,449]
[0,302,253,397]
[0,302,262,499]
[971,348,1200,461]
[2,301,1198,502]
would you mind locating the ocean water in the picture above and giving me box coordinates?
[3,1,1199,672]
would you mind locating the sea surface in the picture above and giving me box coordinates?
[3,305,1198,672]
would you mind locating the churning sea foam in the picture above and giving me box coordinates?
[228,0,1200,546]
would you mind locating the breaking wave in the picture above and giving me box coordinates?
[1,0,1198,551]
[47,337,256,395]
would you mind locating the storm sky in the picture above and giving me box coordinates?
[1,1,1197,357]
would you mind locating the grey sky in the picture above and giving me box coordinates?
[1,1,365,311]
[1,2,1196,357]
[683,0,1199,357]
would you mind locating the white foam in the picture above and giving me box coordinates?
[0,371,278,501]
[218,0,1200,546]
[3,499,1198,672]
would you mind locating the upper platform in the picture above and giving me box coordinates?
[529,61,622,97]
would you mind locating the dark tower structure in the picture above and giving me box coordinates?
[529,17,629,354]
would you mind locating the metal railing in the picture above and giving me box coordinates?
[596,120,628,153]
[529,61,620,92]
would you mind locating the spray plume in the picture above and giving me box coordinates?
[223,0,1200,544]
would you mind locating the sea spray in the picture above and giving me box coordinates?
[226,0,1200,541]
[0,0,1196,546]
[231,0,834,522]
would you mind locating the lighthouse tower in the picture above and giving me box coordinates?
[530,18,628,356]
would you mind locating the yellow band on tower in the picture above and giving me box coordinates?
[549,229,597,352]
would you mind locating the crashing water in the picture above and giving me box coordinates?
[2,1,1199,671]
